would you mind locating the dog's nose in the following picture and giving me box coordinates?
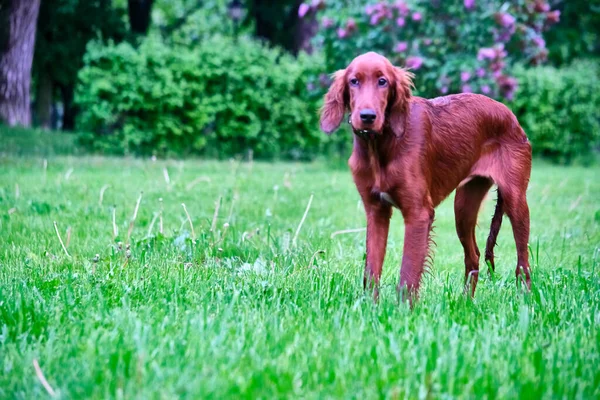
[360,109,377,124]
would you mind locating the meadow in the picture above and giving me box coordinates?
[1,140,599,398]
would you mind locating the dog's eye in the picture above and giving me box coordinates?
[349,78,359,87]
[378,78,388,87]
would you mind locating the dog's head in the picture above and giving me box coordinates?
[320,52,413,137]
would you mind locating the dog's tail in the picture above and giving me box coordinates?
[485,189,504,272]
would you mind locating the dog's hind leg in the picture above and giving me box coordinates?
[499,186,531,289]
[496,144,532,289]
[454,176,493,297]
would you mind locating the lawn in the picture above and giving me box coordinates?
[0,147,599,398]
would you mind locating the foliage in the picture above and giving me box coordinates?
[306,0,561,100]
[154,0,240,43]
[76,35,334,159]
[34,0,126,89]
[1,153,599,397]
[544,0,600,65]
[509,59,600,164]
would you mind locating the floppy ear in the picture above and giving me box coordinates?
[320,69,347,134]
[388,67,414,137]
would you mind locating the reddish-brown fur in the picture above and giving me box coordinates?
[320,52,532,301]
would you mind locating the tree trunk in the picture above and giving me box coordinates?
[35,69,52,129]
[60,83,76,131]
[0,0,41,127]
[128,0,154,35]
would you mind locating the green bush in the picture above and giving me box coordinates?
[76,35,334,159]
[510,60,600,163]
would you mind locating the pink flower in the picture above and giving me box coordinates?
[298,3,310,18]
[461,71,471,82]
[546,10,560,24]
[412,12,422,22]
[495,13,516,29]
[346,18,357,32]
[337,28,347,39]
[490,61,505,72]
[405,56,424,70]
[477,47,496,61]
[370,14,381,25]
[462,85,472,93]
[476,68,486,78]
[464,0,475,10]
[481,85,491,94]
[532,36,546,48]
[441,86,449,94]
[322,17,334,28]
[534,1,550,12]
[319,73,330,87]
[394,2,410,17]
[423,38,432,46]
[496,75,518,100]
[396,17,405,27]
[394,41,408,53]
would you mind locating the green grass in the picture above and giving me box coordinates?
[0,151,599,399]
[0,125,80,157]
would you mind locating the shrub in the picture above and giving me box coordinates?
[510,59,600,163]
[304,0,561,100]
[76,35,333,159]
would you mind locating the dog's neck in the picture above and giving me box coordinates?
[352,124,399,164]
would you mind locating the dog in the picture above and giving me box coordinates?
[320,52,532,301]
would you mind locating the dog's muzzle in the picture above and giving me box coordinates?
[349,116,377,140]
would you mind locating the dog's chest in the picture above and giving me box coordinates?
[350,145,403,209]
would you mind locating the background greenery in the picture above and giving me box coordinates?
[16,0,598,162]
[76,36,331,159]
[510,59,600,164]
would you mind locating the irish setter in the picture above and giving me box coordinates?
[320,52,532,301]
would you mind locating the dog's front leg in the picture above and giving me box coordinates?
[397,206,434,303]
[363,198,392,300]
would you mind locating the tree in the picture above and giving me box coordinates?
[128,0,154,34]
[33,0,126,130]
[248,0,306,55]
[0,0,41,127]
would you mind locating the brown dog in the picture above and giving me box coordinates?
[320,52,532,301]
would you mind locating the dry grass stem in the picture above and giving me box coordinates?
[65,226,72,248]
[163,167,171,185]
[99,184,110,206]
[33,359,57,398]
[147,212,159,237]
[112,207,118,239]
[226,193,237,223]
[159,198,164,235]
[186,176,211,191]
[330,228,367,239]
[293,193,314,247]
[53,221,71,258]
[181,203,196,241]
[211,196,222,232]
[569,195,583,212]
[127,192,143,243]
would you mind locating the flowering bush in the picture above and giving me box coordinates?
[301,0,561,100]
